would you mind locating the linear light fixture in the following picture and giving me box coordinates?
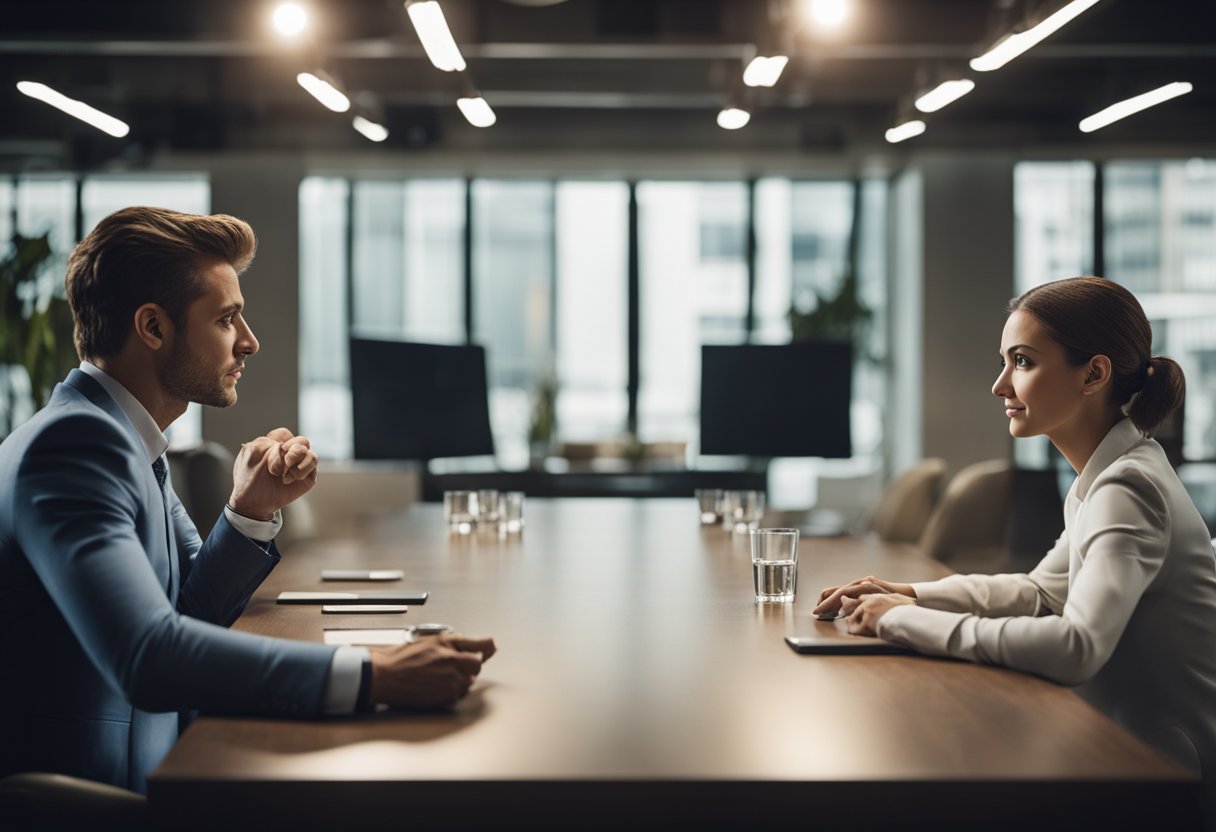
[405,0,467,72]
[457,96,496,127]
[971,0,1101,72]
[717,107,751,130]
[885,119,925,143]
[352,115,389,142]
[16,81,130,137]
[743,55,789,88]
[915,78,976,113]
[297,71,350,112]
[1079,82,1193,133]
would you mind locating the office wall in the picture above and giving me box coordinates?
[918,154,1016,472]
[204,157,304,454]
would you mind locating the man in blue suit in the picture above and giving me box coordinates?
[0,206,494,793]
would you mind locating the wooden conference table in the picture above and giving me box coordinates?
[149,500,1200,830]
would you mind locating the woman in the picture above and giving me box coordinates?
[814,276,1216,777]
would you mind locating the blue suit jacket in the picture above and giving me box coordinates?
[0,370,335,792]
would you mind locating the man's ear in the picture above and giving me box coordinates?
[133,304,172,351]
[1082,354,1113,395]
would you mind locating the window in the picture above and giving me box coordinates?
[298,177,351,459]
[637,181,748,443]
[1106,160,1216,460]
[555,182,629,442]
[473,181,555,466]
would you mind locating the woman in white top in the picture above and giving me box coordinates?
[815,276,1216,778]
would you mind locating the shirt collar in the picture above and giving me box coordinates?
[1072,417,1145,502]
[78,361,169,464]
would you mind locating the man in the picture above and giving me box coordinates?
[0,206,494,793]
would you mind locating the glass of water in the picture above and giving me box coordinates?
[444,491,478,534]
[750,528,799,603]
[725,490,765,533]
[695,489,725,526]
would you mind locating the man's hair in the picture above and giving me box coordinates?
[65,206,257,359]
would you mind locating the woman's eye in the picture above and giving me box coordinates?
[1015,354,1030,368]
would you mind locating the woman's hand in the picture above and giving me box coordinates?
[813,575,917,618]
[844,593,917,637]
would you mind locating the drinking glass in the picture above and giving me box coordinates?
[725,490,765,533]
[751,528,799,603]
[501,491,525,533]
[695,489,725,526]
[477,489,501,524]
[443,491,478,534]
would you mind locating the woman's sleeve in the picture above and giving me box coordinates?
[908,529,1071,617]
[878,468,1167,686]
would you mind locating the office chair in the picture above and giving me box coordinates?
[0,772,149,831]
[868,457,949,544]
[918,459,1014,574]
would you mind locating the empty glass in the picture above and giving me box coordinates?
[725,490,765,533]
[501,491,525,533]
[695,488,725,526]
[477,489,501,524]
[443,491,478,534]
[751,528,799,603]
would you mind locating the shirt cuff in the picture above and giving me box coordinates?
[223,505,283,542]
[323,646,371,714]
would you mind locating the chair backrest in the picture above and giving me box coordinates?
[167,441,236,539]
[869,458,949,543]
[919,459,1014,573]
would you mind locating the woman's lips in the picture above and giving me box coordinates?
[1006,407,1024,418]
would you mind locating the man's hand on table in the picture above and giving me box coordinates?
[370,634,497,708]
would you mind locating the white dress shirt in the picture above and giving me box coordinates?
[78,362,367,714]
[878,418,1216,776]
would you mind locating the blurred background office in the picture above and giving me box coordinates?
[1,0,1214,563]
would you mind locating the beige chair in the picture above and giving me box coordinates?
[0,772,148,830]
[869,458,949,543]
[919,459,1014,573]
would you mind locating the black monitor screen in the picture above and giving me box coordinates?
[699,342,852,458]
[350,338,495,461]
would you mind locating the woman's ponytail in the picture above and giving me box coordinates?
[1128,355,1186,435]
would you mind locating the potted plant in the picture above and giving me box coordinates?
[0,232,76,437]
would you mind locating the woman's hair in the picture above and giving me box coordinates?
[1008,276,1185,435]
[65,206,257,360]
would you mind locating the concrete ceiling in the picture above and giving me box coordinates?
[1,0,1213,169]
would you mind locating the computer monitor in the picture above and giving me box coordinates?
[699,342,852,458]
[350,338,495,461]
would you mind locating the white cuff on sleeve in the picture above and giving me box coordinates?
[323,646,371,714]
[223,505,283,542]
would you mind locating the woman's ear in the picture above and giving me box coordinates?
[133,303,171,351]
[1082,354,1113,394]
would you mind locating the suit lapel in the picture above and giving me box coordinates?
[60,370,179,600]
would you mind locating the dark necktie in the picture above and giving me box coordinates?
[152,455,168,490]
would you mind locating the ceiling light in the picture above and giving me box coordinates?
[457,96,496,127]
[717,107,751,130]
[885,119,925,143]
[297,71,350,112]
[352,115,389,142]
[16,81,129,138]
[743,56,789,88]
[806,0,850,29]
[272,3,309,38]
[1078,82,1193,133]
[971,0,1101,72]
[914,79,976,113]
[405,1,467,72]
